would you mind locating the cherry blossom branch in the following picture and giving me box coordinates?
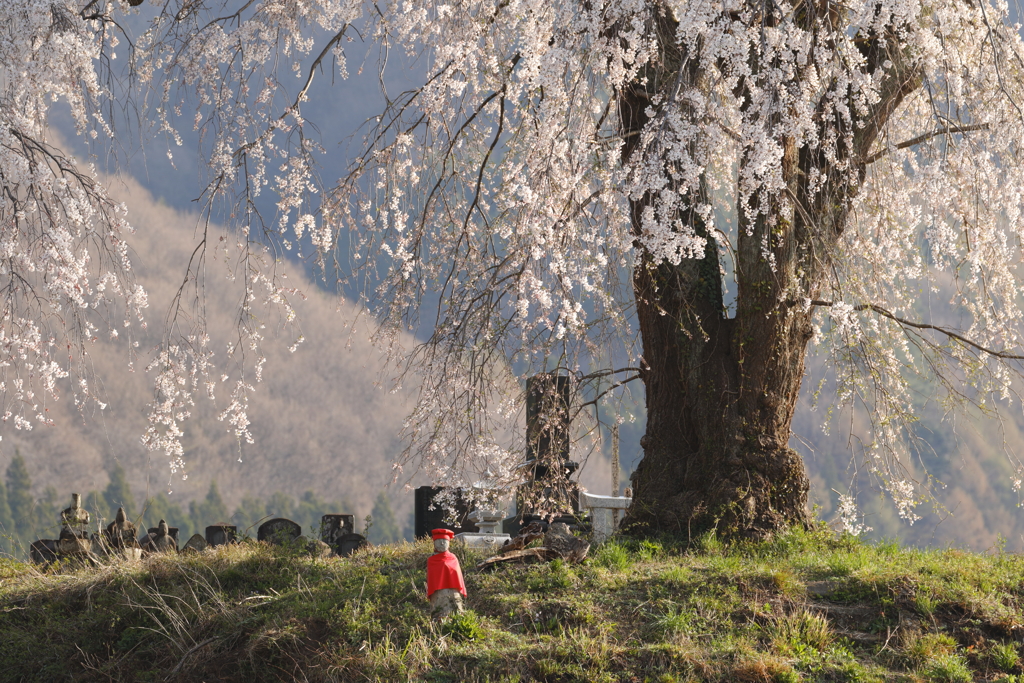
[862,124,990,164]
[794,300,1024,360]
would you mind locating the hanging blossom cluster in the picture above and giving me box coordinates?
[0,1,148,433]
[121,0,362,471]
[812,0,1024,516]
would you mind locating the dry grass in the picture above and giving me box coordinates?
[2,527,1024,682]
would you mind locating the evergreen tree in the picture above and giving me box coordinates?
[264,492,293,520]
[190,481,229,532]
[103,463,135,518]
[231,495,267,536]
[403,509,415,543]
[34,486,59,541]
[0,470,11,555]
[84,491,109,527]
[292,491,323,538]
[368,492,401,545]
[6,452,33,542]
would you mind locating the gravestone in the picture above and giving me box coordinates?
[205,523,237,547]
[257,517,302,545]
[182,534,208,553]
[414,487,478,539]
[30,539,58,564]
[335,532,369,557]
[502,374,582,535]
[320,514,355,546]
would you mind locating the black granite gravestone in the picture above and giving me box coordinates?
[205,523,237,547]
[258,517,302,544]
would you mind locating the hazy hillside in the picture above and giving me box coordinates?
[0,175,417,528]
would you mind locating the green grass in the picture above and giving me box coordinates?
[1,526,1024,681]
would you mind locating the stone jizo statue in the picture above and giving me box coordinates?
[60,493,90,530]
[426,528,466,619]
[152,520,177,553]
[105,507,137,549]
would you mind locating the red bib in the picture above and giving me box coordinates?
[426,551,466,597]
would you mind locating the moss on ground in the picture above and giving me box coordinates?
[1,527,1023,682]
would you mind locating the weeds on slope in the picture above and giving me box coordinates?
[1,526,1023,682]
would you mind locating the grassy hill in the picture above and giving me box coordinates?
[2,527,1022,682]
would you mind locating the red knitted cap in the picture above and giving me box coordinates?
[431,528,455,540]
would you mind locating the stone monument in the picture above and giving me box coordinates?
[147,520,178,553]
[414,487,478,539]
[454,508,510,550]
[205,523,237,547]
[334,532,369,557]
[58,493,93,556]
[182,533,208,553]
[320,514,355,547]
[502,373,582,535]
[257,517,302,545]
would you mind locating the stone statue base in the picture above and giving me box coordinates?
[453,532,510,550]
[429,588,464,619]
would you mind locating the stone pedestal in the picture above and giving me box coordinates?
[580,492,632,542]
[456,508,510,550]
[429,588,464,619]
[453,532,510,550]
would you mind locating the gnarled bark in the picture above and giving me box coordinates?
[618,0,921,539]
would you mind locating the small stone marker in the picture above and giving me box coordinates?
[30,539,58,564]
[335,532,369,557]
[182,533,208,553]
[205,523,237,547]
[320,514,355,546]
[257,517,302,545]
[305,538,332,559]
[426,529,466,619]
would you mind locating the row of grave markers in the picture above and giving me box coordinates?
[29,493,370,564]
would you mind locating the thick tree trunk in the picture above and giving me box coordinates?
[615,0,918,539]
[623,251,814,539]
